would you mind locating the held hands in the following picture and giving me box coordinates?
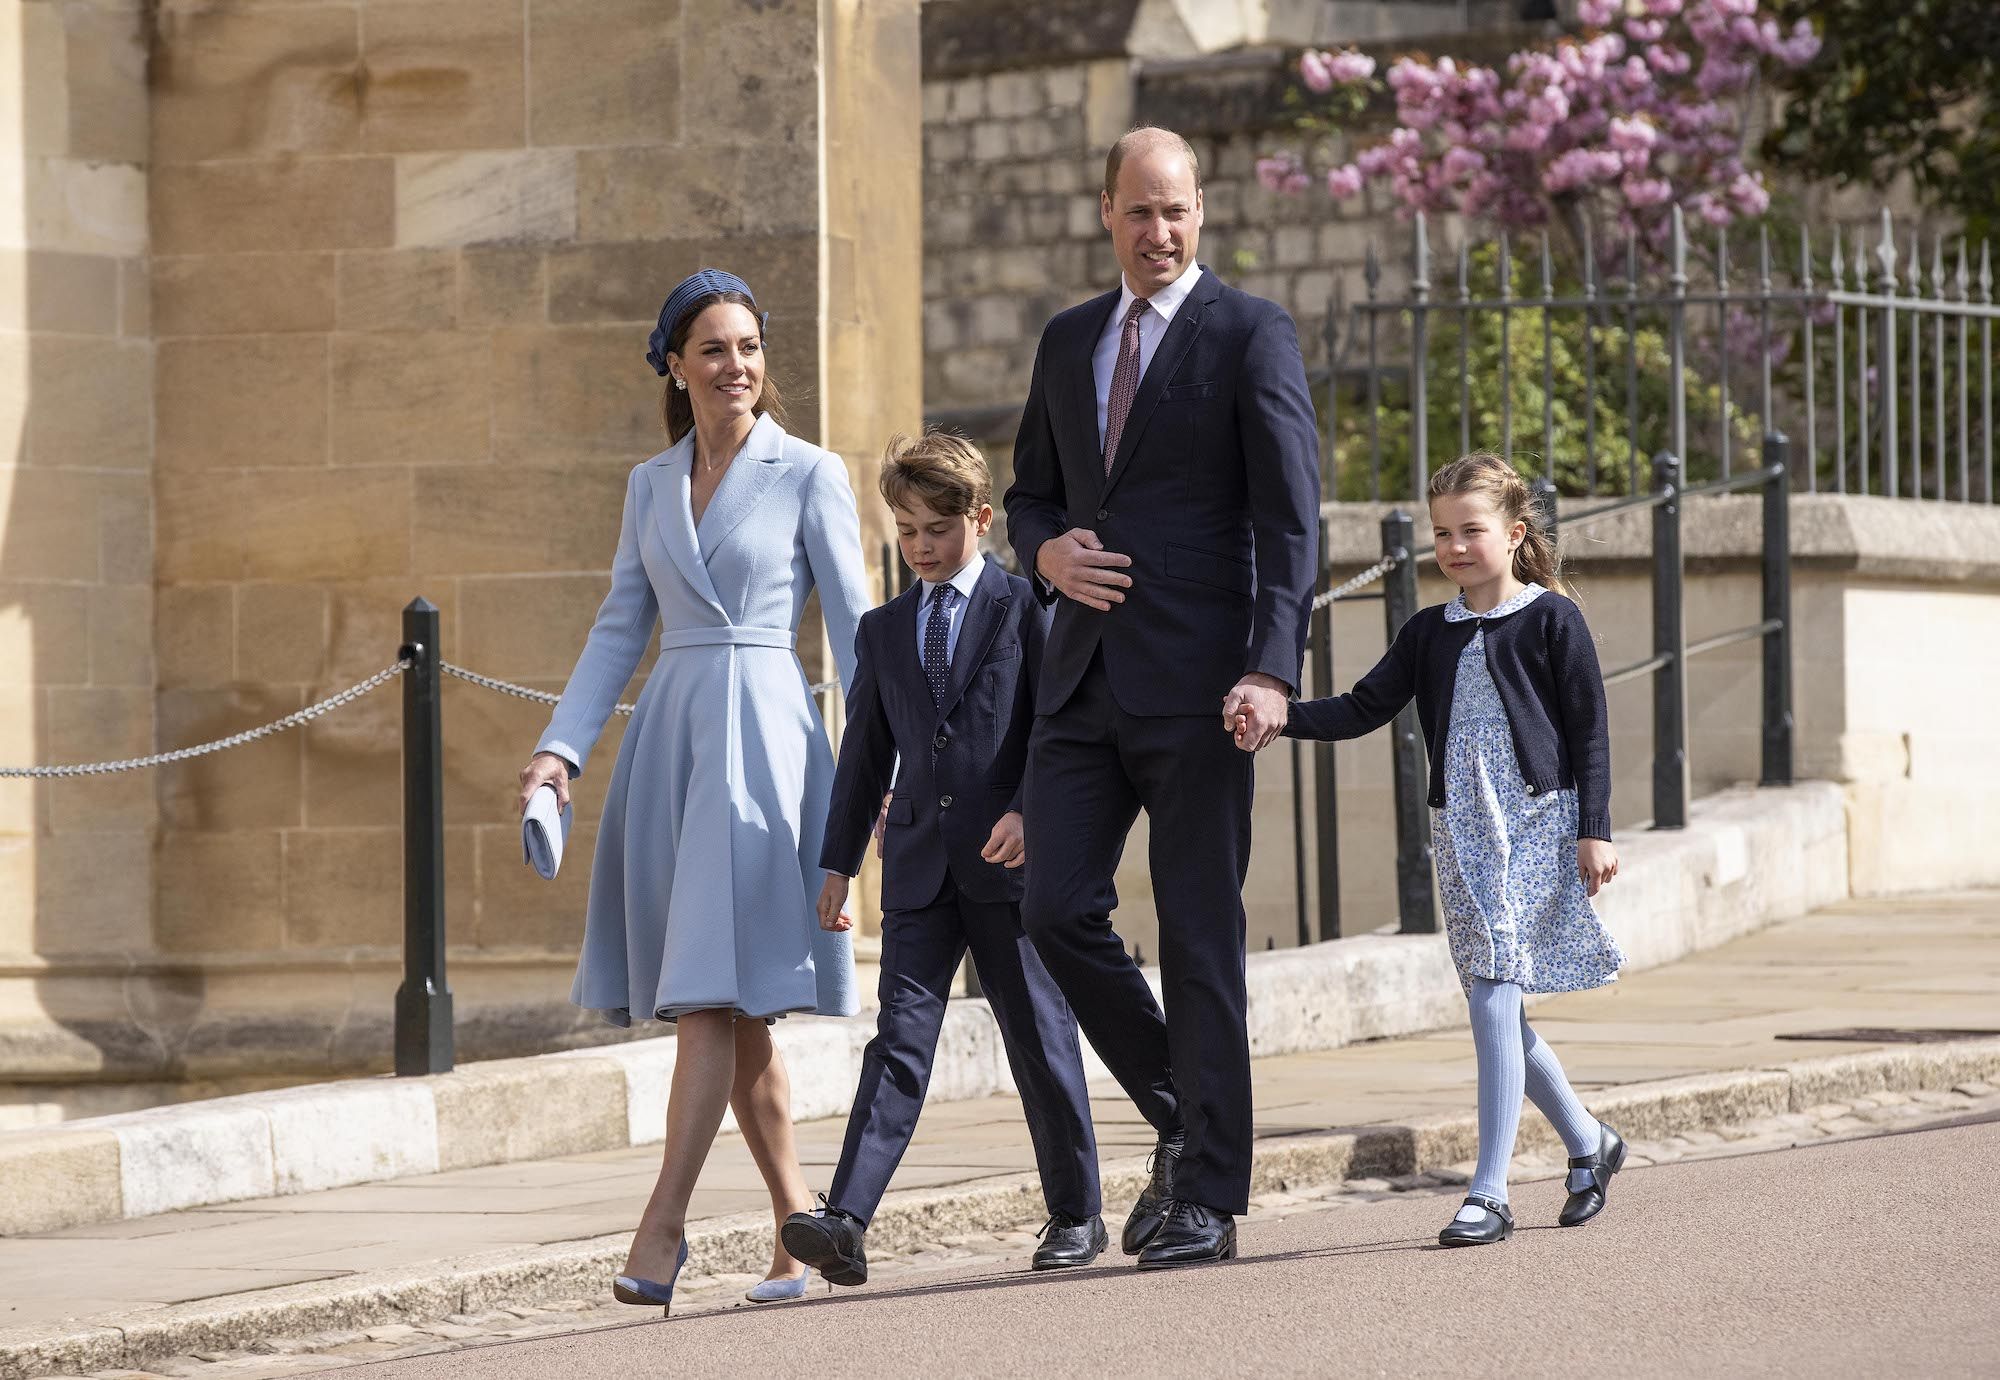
[516,751,572,814]
[1036,528,1133,612]
[1578,838,1619,896]
[1222,674,1289,752]
[817,874,855,932]
[980,811,1027,869]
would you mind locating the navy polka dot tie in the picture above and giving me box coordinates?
[923,584,957,704]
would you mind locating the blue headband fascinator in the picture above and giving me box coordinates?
[646,269,767,376]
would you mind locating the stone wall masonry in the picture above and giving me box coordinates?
[1,0,160,1083]
[0,779,1846,1237]
[140,0,812,1037]
[2,0,924,1086]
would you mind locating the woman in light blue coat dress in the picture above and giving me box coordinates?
[516,271,868,1310]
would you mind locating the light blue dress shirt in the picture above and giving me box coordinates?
[916,553,986,667]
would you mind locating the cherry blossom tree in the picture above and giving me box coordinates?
[1259,0,1822,257]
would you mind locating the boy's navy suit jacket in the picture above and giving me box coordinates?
[820,558,1047,911]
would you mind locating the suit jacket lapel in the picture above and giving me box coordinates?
[1103,267,1219,500]
[697,413,787,560]
[935,561,1009,723]
[889,584,925,710]
[644,440,724,611]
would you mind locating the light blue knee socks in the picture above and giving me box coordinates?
[1465,979,1603,1207]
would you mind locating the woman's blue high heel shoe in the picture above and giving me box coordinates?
[744,1265,812,1303]
[613,1237,690,1312]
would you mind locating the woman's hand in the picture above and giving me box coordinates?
[517,752,573,814]
[1578,838,1618,896]
[818,873,854,932]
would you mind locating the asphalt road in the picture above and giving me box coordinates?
[358,1116,2000,1379]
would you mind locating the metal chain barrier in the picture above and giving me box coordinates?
[0,660,411,779]
[1311,549,1406,611]
[439,662,839,714]
[0,658,844,779]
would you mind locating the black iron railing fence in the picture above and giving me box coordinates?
[1329,207,1996,505]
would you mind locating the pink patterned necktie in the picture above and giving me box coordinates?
[1102,296,1150,474]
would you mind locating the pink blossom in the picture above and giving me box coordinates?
[1506,120,1556,152]
[1264,0,1802,262]
[1608,116,1658,151]
[1254,155,1300,193]
[1327,50,1378,83]
[1621,175,1674,207]
[1727,171,1770,215]
[1646,45,1693,76]
[1441,146,1488,184]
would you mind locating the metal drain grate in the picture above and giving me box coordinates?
[1774,1028,2000,1044]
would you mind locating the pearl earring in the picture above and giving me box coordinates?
[674,377,687,391]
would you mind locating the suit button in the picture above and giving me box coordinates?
[940,795,953,809]
[1095,508,1110,521]
[935,734,948,750]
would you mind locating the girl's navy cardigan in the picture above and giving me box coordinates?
[1282,590,1613,841]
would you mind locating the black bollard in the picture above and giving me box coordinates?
[396,597,454,1075]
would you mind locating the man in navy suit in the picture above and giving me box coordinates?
[784,430,1106,1286]
[1005,126,1320,1269]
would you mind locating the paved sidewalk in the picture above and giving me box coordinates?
[3,892,1996,1339]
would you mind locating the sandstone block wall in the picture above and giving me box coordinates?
[1,0,157,1078]
[2,0,922,1086]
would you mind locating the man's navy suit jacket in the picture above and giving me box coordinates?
[819,559,1047,912]
[1004,266,1321,717]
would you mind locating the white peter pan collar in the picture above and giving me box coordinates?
[1444,582,1546,623]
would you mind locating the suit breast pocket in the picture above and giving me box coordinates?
[1159,380,1220,404]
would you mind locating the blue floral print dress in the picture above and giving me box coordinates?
[1434,583,1624,994]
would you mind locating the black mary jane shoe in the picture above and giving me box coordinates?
[1437,1194,1514,1247]
[1122,1129,1185,1256]
[1032,1211,1109,1270]
[1559,1122,1628,1228]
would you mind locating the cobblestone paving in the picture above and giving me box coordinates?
[58,1081,1998,1380]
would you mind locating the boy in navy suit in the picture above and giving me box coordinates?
[782,430,1106,1285]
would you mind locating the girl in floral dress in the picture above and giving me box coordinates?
[1271,452,1628,1246]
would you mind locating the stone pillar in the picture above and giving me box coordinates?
[2,0,920,1088]
[0,0,156,1085]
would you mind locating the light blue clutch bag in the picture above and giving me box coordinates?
[521,783,573,880]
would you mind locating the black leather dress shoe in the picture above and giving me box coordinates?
[1437,1193,1514,1247]
[1122,1130,1186,1255]
[1031,1211,1109,1270]
[1135,1199,1236,1270]
[781,1202,869,1287]
[1559,1122,1628,1227]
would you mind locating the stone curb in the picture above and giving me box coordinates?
[0,782,1847,1240]
[5,1034,1995,1380]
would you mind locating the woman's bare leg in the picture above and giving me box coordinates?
[623,1008,735,1281]
[729,1016,815,1280]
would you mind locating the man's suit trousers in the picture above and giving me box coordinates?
[1021,652,1254,1215]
